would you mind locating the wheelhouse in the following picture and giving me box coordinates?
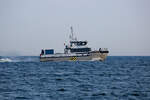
[70,41,87,46]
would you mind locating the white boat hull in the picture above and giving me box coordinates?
[40,51,108,62]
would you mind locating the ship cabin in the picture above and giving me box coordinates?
[40,49,54,56]
[70,41,87,46]
[70,47,91,53]
[65,40,91,54]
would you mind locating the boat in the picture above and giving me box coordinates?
[40,27,109,61]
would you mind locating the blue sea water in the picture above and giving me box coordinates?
[0,56,150,100]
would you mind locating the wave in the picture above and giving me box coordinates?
[0,58,12,62]
[0,56,39,62]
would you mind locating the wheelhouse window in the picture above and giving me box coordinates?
[70,41,87,46]
[70,48,91,53]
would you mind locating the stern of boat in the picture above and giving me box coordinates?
[91,48,109,61]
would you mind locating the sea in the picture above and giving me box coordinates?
[0,56,150,100]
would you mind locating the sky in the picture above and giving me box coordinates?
[0,0,150,56]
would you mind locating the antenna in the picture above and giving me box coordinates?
[70,26,77,41]
[70,26,73,40]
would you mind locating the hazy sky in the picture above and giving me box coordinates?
[0,0,150,56]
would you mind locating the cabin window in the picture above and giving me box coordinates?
[70,48,91,53]
[45,49,54,55]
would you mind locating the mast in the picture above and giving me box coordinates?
[70,26,74,40]
[69,26,77,41]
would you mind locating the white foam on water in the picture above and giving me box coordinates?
[0,58,12,62]
[91,58,101,61]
